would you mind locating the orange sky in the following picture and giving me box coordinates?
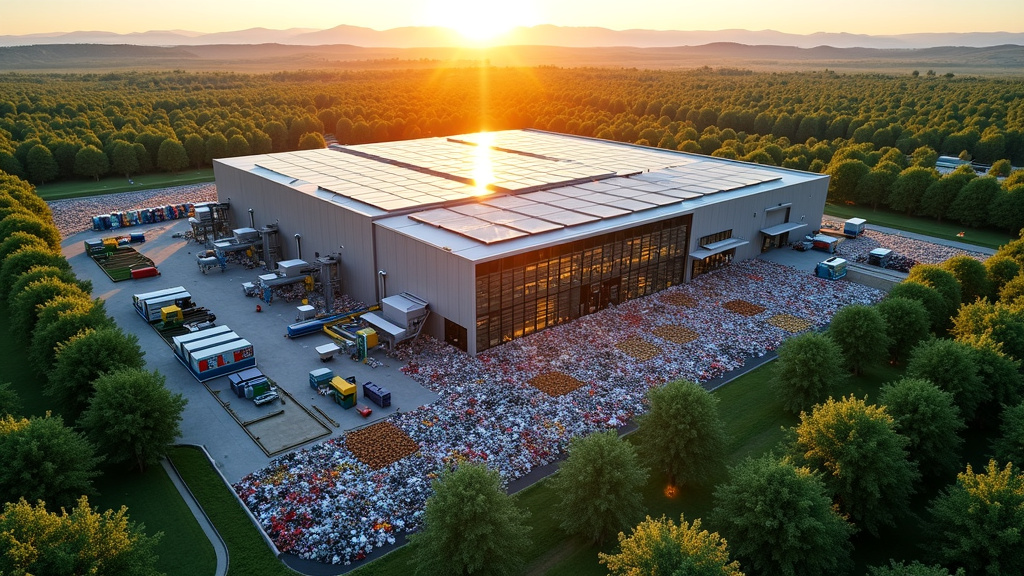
[3,0,1021,37]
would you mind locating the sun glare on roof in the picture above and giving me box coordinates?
[471,133,495,196]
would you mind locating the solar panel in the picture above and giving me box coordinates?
[539,210,600,227]
[458,225,528,244]
[505,218,564,234]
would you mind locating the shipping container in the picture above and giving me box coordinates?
[133,286,186,318]
[139,290,191,322]
[171,325,232,357]
[187,338,255,382]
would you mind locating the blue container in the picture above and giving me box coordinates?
[100,215,111,229]
[92,216,103,231]
[109,213,121,229]
[140,209,152,224]
[130,233,146,243]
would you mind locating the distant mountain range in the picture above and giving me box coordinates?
[2,25,1022,50]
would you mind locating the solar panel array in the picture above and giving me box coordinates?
[256,149,481,212]
[254,131,784,245]
[409,159,782,244]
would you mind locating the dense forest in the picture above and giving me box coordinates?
[2,66,1024,229]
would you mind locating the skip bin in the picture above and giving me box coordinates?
[330,376,357,408]
[363,381,391,408]
[309,368,333,389]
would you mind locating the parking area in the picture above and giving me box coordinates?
[62,216,439,482]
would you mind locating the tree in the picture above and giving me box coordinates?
[0,247,70,298]
[921,172,971,222]
[877,297,931,362]
[31,296,111,369]
[907,265,962,326]
[907,339,988,421]
[827,158,869,203]
[927,460,1024,576]
[73,144,110,181]
[0,230,50,266]
[985,256,1021,300]
[857,167,898,209]
[205,133,228,162]
[941,256,990,304]
[550,430,648,545]
[789,396,919,535]
[888,166,938,215]
[968,341,1022,409]
[48,326,147,420]
[409,462,530,576]
[0,496,162,576]
[827,304,890,374]
[599,515,743,576]
[990,159,1013,178]
[948,177,1001,229]
[0,213,62,254]
[0,414,102,508]
[992,401,1024,465]
[772,331,846,413]
[25,143,59,184]
[999,273,1024,305]
[156,138,189,172]
[81,369,185,472]
[110,140,139,178]
[879,378,965,479]
[869,561,965,576]
[0,382,21,416]
[712,455,854,576]
[226,134,251,157]
[298,132,326,150]
[634,380,728,487]
[8,276,89,337]
[183,133,206,168]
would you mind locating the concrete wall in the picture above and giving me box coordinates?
[214,161,378,306]
[374,225,477,349]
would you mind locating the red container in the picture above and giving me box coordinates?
[131,267,160,279]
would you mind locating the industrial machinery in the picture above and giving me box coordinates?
[360,292,430,351]
[816,257,848,280]
[197,249,227,274]
[810,234,839,254]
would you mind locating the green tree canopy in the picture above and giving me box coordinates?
[907,265,963,328]
[868,560,965,576]
[906,338,988,421]
[549,430,648,545]
[0,214,62,255]
[941,256,990,304]
[877,297,932,362]
[991,401,1024,466]
[927,460,1024,576]
[31,295,111,369]
[156,138,188,172]
[47,326,147,420]
[827,303,890,374]
[599,515,744,576]
[984,256,1020,300]
[788,395,919,535]
[951,300,1024,362]
[298,132,327,150]
[109,140,139,178]
[0,496,161,576]
[0,246,70,299]
[827,158,870,203]
[888,166,939,215]
[0,382,21,417]
[712,455,854,576]
[25,143,59,184]
[772,331,847,413]
[879,378,965,479]
[81,368,186,472]
[183,133,206,168]
[409,462,531,576]
[634,379,728,487]
[8,276,90,338]
[73,144,109,181]
[0,414,102,508]
[0,230,50,266]
[948,176,1001,229]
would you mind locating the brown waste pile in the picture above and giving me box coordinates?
[722,299,766,316]
[766,314,812,332]
[528,371,586,397]
[616,337,662,361]
[345,421,420,470]
[663,293,697,308]
[653,325,698,344]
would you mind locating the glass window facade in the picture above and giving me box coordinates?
[474,215,691,353]
[692,229,735,279]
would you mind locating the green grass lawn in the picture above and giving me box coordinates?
[34,169,215,201]
[825,203,1013,250]
[0,302,216,576]
[168,446,293,576]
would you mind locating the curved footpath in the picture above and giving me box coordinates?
[161,456,229,576]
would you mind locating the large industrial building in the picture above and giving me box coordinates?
[213,130,828,355]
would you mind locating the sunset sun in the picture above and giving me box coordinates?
[428,0,534,44]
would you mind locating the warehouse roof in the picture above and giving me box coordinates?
[224,129,825,259]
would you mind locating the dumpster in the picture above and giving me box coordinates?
[309,367,334,390]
